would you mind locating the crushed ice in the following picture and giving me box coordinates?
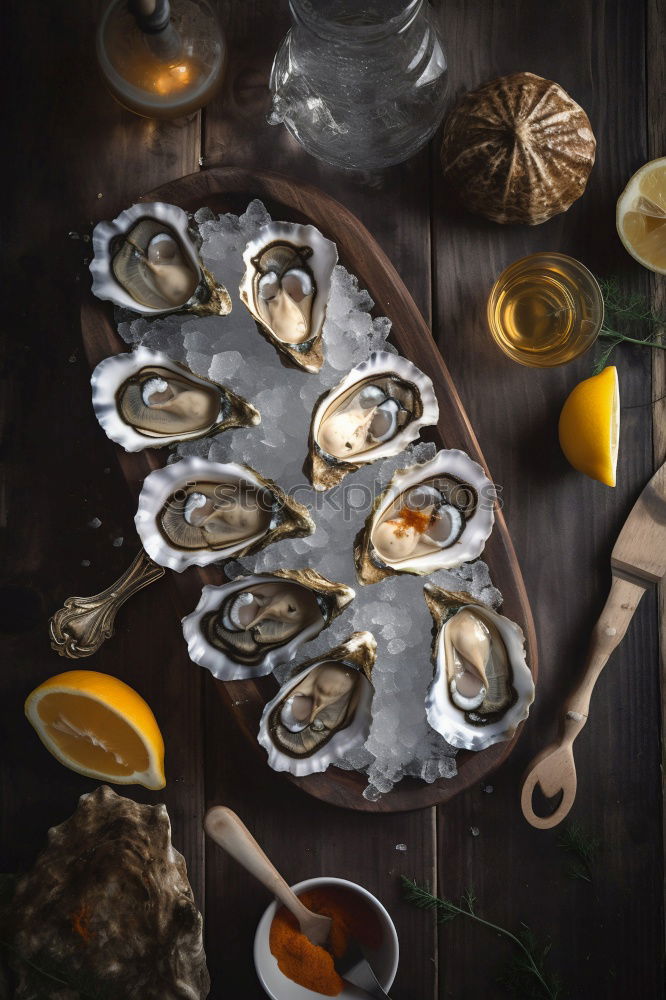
[117,200,503,800]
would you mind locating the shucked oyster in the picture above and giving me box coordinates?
[90,201,232,317]
[307,351,439,490]
[135,457,315,572]
[257,631,376,776]
[239,221,337,373]
[91,346,260,451]
[182,569,355,681]
[7,785,210,999]
[424,585,534,751]
[355,449,495,585]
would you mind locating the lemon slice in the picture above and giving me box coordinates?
[616,157,666,274]
[558,366,620,487]
[25,670,166,789]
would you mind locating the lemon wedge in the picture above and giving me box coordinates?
[616,157,666,274]
[558,366,620,487]
[25,670,166,789]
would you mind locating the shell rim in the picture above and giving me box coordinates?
[134,457,284,572]
[257,654,375,777]
[311,350,440,470]
[90,202,203,316]
[239,220,338,364]
[90,346,230,452]
[366,448,496,575]
[182,576,330,682]
[424,603,535,751]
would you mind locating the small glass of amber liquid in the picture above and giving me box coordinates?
[486,252,604,367]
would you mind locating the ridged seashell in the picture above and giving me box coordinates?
[257,631,376,776]
[239,221,337,373]
[8,785,210,999]
[135,457,315,572]
[424,585,534,750]
[182,569,355,680]
[440,72,596,225]
[90,201,232,316]
[91,347,260,451]
[306,351,439,490]
[354,449,495,585]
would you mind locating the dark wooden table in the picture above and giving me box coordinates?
[2,2,664,997]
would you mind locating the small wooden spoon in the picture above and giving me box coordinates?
[521,460,666,829]
[204,806,332,947]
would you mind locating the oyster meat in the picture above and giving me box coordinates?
[257,631,376,776]
[91,346,260,451]
[355,449,495,584]
[239,221,337,373]
[307,351,439,490]
[135,456,315,572]
[6,785,209,999]
[182,569,355,681]
[424,585,535,751]
[90,201,232,317]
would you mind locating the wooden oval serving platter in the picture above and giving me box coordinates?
[80,166,537,813]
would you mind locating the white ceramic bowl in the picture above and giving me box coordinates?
[254,876,399,1000]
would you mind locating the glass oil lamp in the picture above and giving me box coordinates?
[96,0,226,119]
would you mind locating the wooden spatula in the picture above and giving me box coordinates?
[521,460,666,829]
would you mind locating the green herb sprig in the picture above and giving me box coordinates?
[557,822,600,882]
[592,278,666,374]
[401,876,563,999]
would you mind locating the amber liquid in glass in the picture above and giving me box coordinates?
[487,253,604,367]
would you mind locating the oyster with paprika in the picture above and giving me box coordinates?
[354,449,495,584]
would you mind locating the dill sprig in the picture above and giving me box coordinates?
[401,876,564,999]
[592,277,666,374]
[557,822,600,883]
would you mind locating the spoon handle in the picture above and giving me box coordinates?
[204,807,315,927]
[562,574,646,726]
[49,549,165,659]
[521,574,646,829]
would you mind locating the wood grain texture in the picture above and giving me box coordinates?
[0,0,205,921]
[1,0,663,998]
[433,1,663,996]
[646,0,666,958]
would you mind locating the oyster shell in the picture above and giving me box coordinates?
[307,351,439,490]
[354,449,495,585]
[239,221,337,373]
[90,201,232,316]
[440,72,596,225]
[91,346,260,451]
[424,585,534,750]
[257,631,376,776]
[135,456,315,572]
[182,569,355,681]
[7,785,210,999]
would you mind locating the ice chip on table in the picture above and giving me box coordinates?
[111,201,506,798]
